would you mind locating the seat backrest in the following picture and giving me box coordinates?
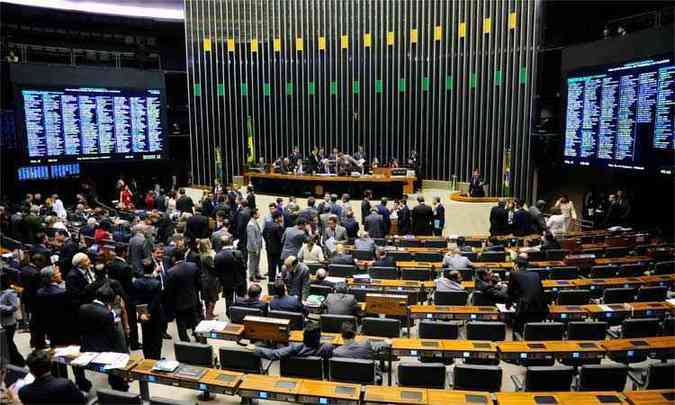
[268,310,305,330]
[398,362,446,389]
[523,322,565,341]
[549,266,578,280]
[320,314,357,333]
[174,341,213,367]
[96,389,142,405]
[527,268,550,280]
[466,321,506,341]
[478,252,506,263]
[401,268,432,281]
[578,364,628,391]
[635,286,668,302]
[361,317,401,338]
[618,263,646,277]
[471,291,494,306]
[566,321,608,341]
[398,239,423,248]
[622,318,662,338]
[525,250,545,261]
[280,356,324,380]
[544,249,569,261]
[424,240,448,249]
[329,357,377,385]
[414,252,444,262]
[449,268,475,281]
[389,251,414,261]
[645,362,675,389]
[218,347,262,373]
[453,364,502,392]
[602,287,636,304]
[556,289,590,305]
[327,264,360,278]
[306,262,323,275]
[604,246,629,258]
[419,320,460,340]
[434,290,468,306]
[461,252,478,262]
[664,318,675,336]
[352,249,375,260]
[654,260,675,275]
[229,306,263,324]
[368,266,400,280]
[348,287,380,303]
[309,284,334,297]
[590,265,618,278]
[525,366,574,392]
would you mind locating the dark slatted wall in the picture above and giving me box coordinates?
[185,0,540,198]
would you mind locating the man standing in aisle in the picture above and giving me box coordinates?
[246,208,263,281]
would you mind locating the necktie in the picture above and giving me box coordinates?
[86,270,94,284]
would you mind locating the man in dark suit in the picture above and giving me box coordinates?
[19,350,86,405]
[364,209,385,239]
[333,321,383,360]
[234,199,251,261]
[269,279,305,313]
[397,197,411,235]
[34,266,78,348]
[31,232,51,258]
[175,188,194,214]
[185,213,210,241]
[214,236,246,314]
[330,244,355,265]
[164,247,204,342]
[373,247,396,268]
[507,257,550,335]
[411,196,434,236]
[432,197,445,236]
[511,200,534,237]
[263,212,284,281]
[106,245,140,350]
[323,284,359,316]
[233,283,268,315]
[22,252,48,348]
[55,229,79,275]
[78,285,128,391]
[128,228,151,276]
[342,209,360,239]
[489,199,510,236]
[469,168,486,197]
[361,190,373,223]
[376,198,391,235]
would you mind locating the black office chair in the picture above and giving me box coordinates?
[373,238,387,247]
[621,318,662,338]
[664,318,675,336]
[576,364,628,391]
[329,357,377,385]
[461,252,478,262]
[398,239,423,248]
[452,268,475,281]
[470,291,494,306]
[309,284,334,297]
[219,347,269,374]
[96,389,142,405]
[590,265,618,278]
[512,366,574,392]
[361,317,401,338]
[320,314,357,333]
[368,266,399,280]
[549,266,578,280]
[327,264,360,278]
[389,251,414,261]
[466,321,506,341]
[525,250,545,261]
[544,249,569,261]
[478,251,506,263]
[280,356,324,380]
[305,262,324,275]
[433,290,468,306]
[228,306,263,324]
[602,287,636,304]
[174,342,213,367]
[452,364,502,392]
[149,398,196,405]
[527,268,550,280]
[557,289,590,305]
[654,260,675,275]
[425,240,448,249]
[629,361,675,390]
[353,249,375,260]
[566,321,608,341]
[523,322,565,341]
[268,310,305,330]
[414,252,444,262]
[401,268,432,281]
[418,320,460,340]
[397,362,446,389]
[635,286,668,302]
[604,246,629,258]
[619,263,646,277]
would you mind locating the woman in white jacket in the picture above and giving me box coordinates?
[553,194,577,234]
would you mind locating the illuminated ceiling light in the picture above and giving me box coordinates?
[0,0,184,20]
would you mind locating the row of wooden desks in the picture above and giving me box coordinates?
[395,255,654,270]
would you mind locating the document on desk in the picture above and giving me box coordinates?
[71,352,98,366]
[92,352,130,370]
[496,304,515,313]
[195,320,228,333]
[53,345,81,358]
[327,276,348,284]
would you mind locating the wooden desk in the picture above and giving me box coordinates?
[363,385,427,404]
[601,336,675,361]
[624,389,675,405]
[199,369,244,395]
[245,172,416,195]
[130,359,209,391]
[497,340,605,363]
[427,389,491,405]
[496,392,630,405]
[297,379,362,404]
[595,256,652,265]
[397,260,566,270]
[548,305,589,321]
[348,279,435,292]
[391,338,498,361]
[628,301,675,318]
[583,303,632,321]
[640,274,675,287]
[574,276,645,291]
[237,374,302,402]
[194,323,244,341]
[409,305,501,321]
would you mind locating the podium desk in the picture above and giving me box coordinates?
[583,303,632,321]
[496,392,629,405]
[194,323,244,341]
[363,385,427,404]
[497,340,605,363]
[624,389,675,405]
[199,369,244,395]
[628,301,675,318]
[410,304,501,321]
[640,274,675,287]
[427,389,491,405]
[237,374,302,402]
[297,380,362,404]
[548,305,589,322]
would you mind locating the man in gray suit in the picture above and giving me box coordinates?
[363,208,385,238]
[333,321,387,360]
[128,227,152,276]
[322,215,348,245]
[281,217,309,262]
[246,209,263,281]
[354,231,376,252]
[323,284,359,316]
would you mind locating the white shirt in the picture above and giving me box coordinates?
[53,199,67,219]
[298,244,325,263]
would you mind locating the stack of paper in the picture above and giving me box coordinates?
[195,320,228,333]
[91,352,130,370]
[53,346,81,357]
[71,352,98,366]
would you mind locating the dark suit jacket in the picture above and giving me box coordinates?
[176,195,194,213]
[373,256,396,268]
[234,296,268,315]
[360,200,371,223]
[507,271,549,318]
[263,221,284,256]
[433,204,445,230]
[186,214,210,240]
[165,261,201,315]
[364,213,385,238]
[58,238,80,275]
[270,295,304,313]
[106,258,134,300]
[20,264,41,311]
[31,243,51,259]
[331,253,355,265]
[512,209,534,237]
[19,374,86,405]
[342,217,359,239]
[489,206,510,236]
[35,284,78,346]
[411,204,434,235]
[214,248,246,294]
[65,268,103,314]
[397,205,411,235]
[78,301,116,352]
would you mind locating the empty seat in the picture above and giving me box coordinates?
[619,263,646,277]
[219,347,267,374]
[519,366,574,391]
[664,318,675,336]
[414,252,444,262]
[577,364,628,391]
[471,291,495,306]
[622,318,662,338]
[389,251,414,261]
[453,364,502,392]
[368,266,399,280]
[327,264,361,278]
[419,320,460,340]
[425,240,448,249]
[320,314,357,333]
[228,306,263,324]
[640,361,675,389]
[329,357,377,385]
[478,252,506,263]
[280,356,324,380]
[590,265,618,278]
[544,249,569,261]
[466,321,506,341]
[174,341,213,367]
[525,250,545,261]
[398,239,423,248]
[309,284,334,297]
[401,268,432,281]
[557,289,590,305]
[352,249,375,260]
[604,246,630,258]
[268,310,305,330]
[549,266,578,280]
[523,322,565,341]
[602,287,636,304]
[361,317,400,338]
[636,286,668,302]
[433,290,468,306]
[398,362,446,389]
[567,321,608,341]
[96,389,142,405]
[654,260,675,275]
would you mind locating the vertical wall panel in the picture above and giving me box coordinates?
[186,0,540,200]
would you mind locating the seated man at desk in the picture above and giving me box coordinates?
[18,350,86,405]
[475,268,508,305]
[310,268,334,288]
[455,237,473,253]
[297,235,325,264]
[333,322,387,383]
[354,231,376,252]
[442,247,475,269]
[233,283,268,315]
[373,247,396,268]
[323,284,359,316]
[330,244,355,265]
[269,279,305,314]
[435,270,465,293]
[254,322,333,360]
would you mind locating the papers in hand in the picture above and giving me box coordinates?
[496,303,515,313]
[195,320,228,333]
